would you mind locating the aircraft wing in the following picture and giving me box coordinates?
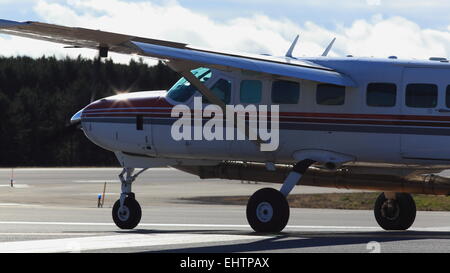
[0,19,356,87]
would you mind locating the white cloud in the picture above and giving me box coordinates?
[0,0,450,64]
[334,16,450,58]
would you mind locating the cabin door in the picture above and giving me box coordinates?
[184,75,234,159]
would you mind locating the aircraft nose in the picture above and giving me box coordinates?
[70,108,84,124]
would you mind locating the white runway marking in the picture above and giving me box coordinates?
[0,184,30,188]
[72,180,119,183]
[0,220,448,232]
[0,203,42,207]
[0,233,100,236]
[0,221,379,229]
[0,233,269,253]
[0,221,448,252]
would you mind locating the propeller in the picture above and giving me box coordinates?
[45,45,147,144]
[42,46,108,145]
[89,54,102,104]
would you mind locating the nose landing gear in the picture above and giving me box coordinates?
[112,168,148,229]
[112,196,142,229]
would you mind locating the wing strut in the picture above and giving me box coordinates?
[168,61,226,109]
[168,61,266,149]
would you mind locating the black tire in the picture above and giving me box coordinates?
[112,197,142,229]
[246,188,290,233]
[374,192,416,231]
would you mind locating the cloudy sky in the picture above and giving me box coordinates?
[1,0,450,64]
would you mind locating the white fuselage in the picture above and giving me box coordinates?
[79,57,450,168]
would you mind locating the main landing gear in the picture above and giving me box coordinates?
[246,160,315,233]
[246,161,418,233]
[112,168,148,229]
[374,192,416,230]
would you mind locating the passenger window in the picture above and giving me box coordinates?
[405,84,438,108]
[446,85,450,108]
[367,83,397,107]
[316,84,345,105]
[271,80,300,104]
[204,78,231,104]
[240,80,262,103]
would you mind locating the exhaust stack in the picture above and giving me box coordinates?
[175,162,450,196]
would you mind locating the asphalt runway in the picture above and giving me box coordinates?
[0,168,450,253]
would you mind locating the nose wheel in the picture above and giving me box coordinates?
[374,192,416,230]
[112,196,142,229]
[112,168,148,230]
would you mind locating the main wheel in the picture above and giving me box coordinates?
[246,188,290,233]
[374,192,416,231]
[112,197,142,229]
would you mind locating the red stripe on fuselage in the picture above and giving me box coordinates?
[83,95,450,126]
[84,108,450,123]
[82,112,450,128]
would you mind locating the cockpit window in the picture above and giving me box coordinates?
[167,68,212,102]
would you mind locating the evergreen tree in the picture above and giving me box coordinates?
[0,56,179,166]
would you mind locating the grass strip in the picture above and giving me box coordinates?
[183,192,450,211]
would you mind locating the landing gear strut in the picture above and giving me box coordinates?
[246,160,315,233]
[112,168,148,229]
[374,192,416,230]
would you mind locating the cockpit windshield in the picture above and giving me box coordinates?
[166,68,212,102]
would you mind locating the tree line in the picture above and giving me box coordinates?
[0,56,180,166]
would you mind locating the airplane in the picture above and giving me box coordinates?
[2,19,450,233]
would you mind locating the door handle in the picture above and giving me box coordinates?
[437,109,450,113]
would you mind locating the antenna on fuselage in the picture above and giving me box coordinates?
[321,37,336,57]
[285,35,300,58]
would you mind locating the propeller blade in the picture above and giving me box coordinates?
[41,121,82,145]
